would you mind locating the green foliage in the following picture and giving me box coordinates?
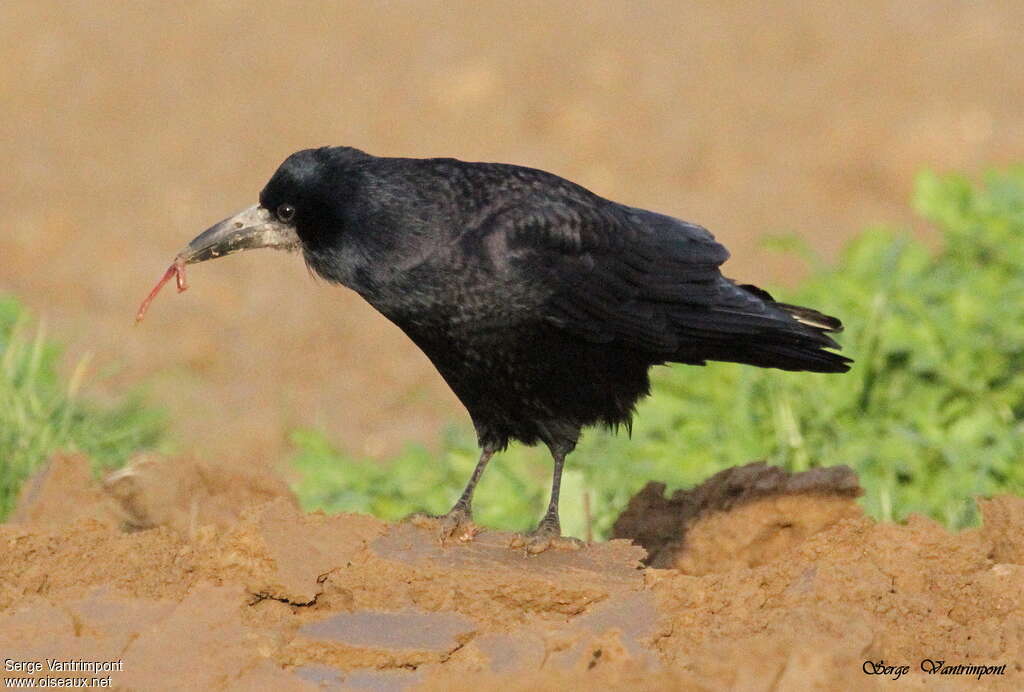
[0,297,166,519]
[291,168,1024,538]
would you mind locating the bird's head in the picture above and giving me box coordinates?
[175,147,367,267]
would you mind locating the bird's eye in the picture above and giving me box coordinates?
[276,204,296,222]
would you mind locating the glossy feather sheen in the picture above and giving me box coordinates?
[260,147,851,452]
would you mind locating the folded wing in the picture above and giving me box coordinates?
[488,198,850,372]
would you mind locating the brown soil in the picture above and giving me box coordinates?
[611,462,864,569]
[3,1,1024,464]
[2,455,1021,690]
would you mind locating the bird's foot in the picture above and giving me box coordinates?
[509,520,584,555]
[406,506,480,545]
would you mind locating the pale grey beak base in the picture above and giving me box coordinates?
[178,205,301,265]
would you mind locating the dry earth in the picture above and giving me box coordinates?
[2,455,1021,690]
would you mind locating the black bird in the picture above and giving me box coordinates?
[168,146,851,552]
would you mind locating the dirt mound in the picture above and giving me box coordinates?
[9,452,296,533]
[2,457,1021,690]
[612,462,864,570]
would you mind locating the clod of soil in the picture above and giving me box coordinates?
[2,456,1021,690]
[611,461,864,570]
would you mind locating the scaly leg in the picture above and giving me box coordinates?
[510,445,584,554]
[408,447,494,543]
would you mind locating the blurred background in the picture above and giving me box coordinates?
[3,0,1023,469]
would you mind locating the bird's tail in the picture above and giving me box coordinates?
[678,283,852,373]
[775,302,844,333]
[720,336,852,373]
[742,290,851,373]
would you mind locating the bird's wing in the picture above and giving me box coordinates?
[479,198,829,357]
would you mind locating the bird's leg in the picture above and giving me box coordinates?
[536,447,568,535]
[510,445,585,554]
[444,446,495,524]
[408,447,494,544]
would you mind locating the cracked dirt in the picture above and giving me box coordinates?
[2,455,1021,690]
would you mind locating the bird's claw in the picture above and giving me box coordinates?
[406,507,481,545]
[509,526,584,555]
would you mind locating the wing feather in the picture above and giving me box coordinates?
[472,195,847,371]
[495,200,746,351]
[444,161,850,371]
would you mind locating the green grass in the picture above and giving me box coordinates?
[0,298,166,519]
[291,167,1024,539]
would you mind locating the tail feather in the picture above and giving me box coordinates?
[776,302,844,333]
[687,281,853,373]
[676,333,852,373]
[728,339,852,373]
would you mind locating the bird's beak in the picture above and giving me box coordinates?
[176,204,300,265]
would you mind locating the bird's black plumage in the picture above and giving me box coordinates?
[192,145,851,549]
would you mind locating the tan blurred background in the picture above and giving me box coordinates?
[2,1,1022,464]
